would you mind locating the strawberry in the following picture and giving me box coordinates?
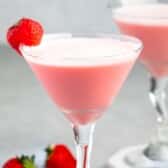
[7,18,44,55]
[3,155,37,168]
[45,144,76,168]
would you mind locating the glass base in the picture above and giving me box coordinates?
[107,145,168,168]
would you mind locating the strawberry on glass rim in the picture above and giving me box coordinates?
[7,17,44,55]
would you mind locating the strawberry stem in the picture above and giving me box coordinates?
[45,146,53,156]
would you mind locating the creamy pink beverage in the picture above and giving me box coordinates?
[114,4,168,78]
[22,37,139,125]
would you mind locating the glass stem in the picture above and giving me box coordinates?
[149,76,168,142]
[73,123,95,168]
[144,75,168,160]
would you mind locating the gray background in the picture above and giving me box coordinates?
[0,0,118,44]
[0,0,166,167]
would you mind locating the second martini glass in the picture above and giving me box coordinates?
[111,3,168,168]
[20,33,141,168]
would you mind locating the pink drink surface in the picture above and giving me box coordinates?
[114,4,168,78]
[23,38,138,125]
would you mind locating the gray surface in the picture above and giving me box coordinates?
[0,46,156,167]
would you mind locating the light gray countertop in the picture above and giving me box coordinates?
[0,46,156,167]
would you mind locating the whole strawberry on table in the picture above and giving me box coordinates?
[3,155,36,168]
[45,144,76,168]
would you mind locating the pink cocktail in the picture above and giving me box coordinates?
[114,4,168,78]
[28,58,133,125]
[21,34,142,168]
[112,4,168,168]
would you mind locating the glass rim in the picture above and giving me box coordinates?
[20,33,143,62]
[112,3,168,21]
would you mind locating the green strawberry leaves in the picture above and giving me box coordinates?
[20,155,37,168]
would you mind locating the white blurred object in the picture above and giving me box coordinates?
[120,0,157,5]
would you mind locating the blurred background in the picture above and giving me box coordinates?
[0,0,167,167]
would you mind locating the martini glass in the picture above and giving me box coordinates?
[109,3,168,168]
[20,33,141,168]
